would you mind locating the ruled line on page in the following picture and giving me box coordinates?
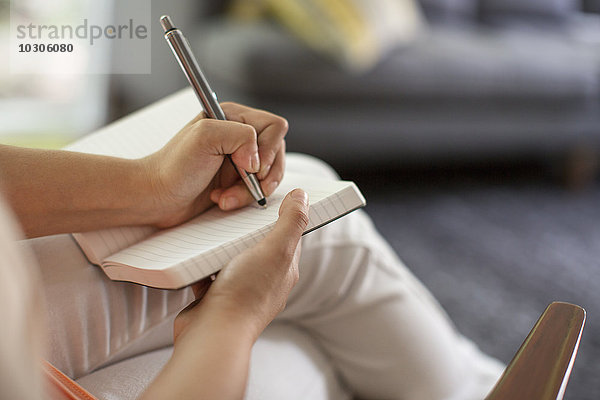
[104,180,361,274]
[106,201,282,270]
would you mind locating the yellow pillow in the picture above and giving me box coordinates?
[230,0,424,72]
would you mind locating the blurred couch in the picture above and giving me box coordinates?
[182,0,600,171]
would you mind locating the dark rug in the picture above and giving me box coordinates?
[351,165,599,400]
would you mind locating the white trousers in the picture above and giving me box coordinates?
[20,154,503,400]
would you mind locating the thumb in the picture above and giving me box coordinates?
[265,189,310,252]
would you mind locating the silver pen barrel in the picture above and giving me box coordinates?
[161,16,224,120]
[161,15,267,207]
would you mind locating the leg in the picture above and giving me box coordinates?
[281,154,504,399]
[28,233,193,379]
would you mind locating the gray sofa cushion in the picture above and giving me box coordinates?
[418,0,479,22]
[479,0,579,20]
[479,0,581,27]
[583,0,600,13]
[198,22,599,101]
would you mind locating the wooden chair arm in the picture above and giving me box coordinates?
[486,302,586,400]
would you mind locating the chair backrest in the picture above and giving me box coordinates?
[485,302,586,400]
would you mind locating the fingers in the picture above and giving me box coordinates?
[193,118,259,173]
[209,139,285,210]
[260,141,285,196]
[209,182,254,211]
[184,103,287,211]
[221,102,287,178]
[178,279,212,313]
[221,102,288,142]
[193,103,287,173]
[255,119,287,181]
[191,277,213,299]
[201,103,286,210]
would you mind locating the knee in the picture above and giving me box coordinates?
[286,153,340,180]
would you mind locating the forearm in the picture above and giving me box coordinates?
[0,145,154,237]
[141,309,254,400]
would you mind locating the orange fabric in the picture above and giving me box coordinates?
[42,360,97,400]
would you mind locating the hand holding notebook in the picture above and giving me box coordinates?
[172,188,311,340]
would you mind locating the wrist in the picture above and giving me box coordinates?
[116,157,163,226]
[176,298,260,349]
[135,154,205,228]
[144,300,254,400]
[129,156,181,227]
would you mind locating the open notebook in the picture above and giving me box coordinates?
[68,89,366,289]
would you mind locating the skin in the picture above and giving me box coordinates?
[0,102,308,399]
[0,103,287,237]
[142,189,308,400]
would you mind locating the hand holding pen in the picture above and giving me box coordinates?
[161,15,279,208]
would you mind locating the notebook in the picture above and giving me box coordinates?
[67,89,366,289]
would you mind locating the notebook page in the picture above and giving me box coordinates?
[102,173,365,288]
[65,88,198,158]
[67,89,200,262]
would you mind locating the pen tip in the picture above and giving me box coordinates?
[258,198,267,208]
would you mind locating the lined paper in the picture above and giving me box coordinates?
[103,173,365,288]
[66,89,199,158]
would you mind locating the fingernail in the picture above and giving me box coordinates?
[221,197,239,210]
[291,189,308,206]
[250,153,260,173]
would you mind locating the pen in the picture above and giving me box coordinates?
[160,15,267,208]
